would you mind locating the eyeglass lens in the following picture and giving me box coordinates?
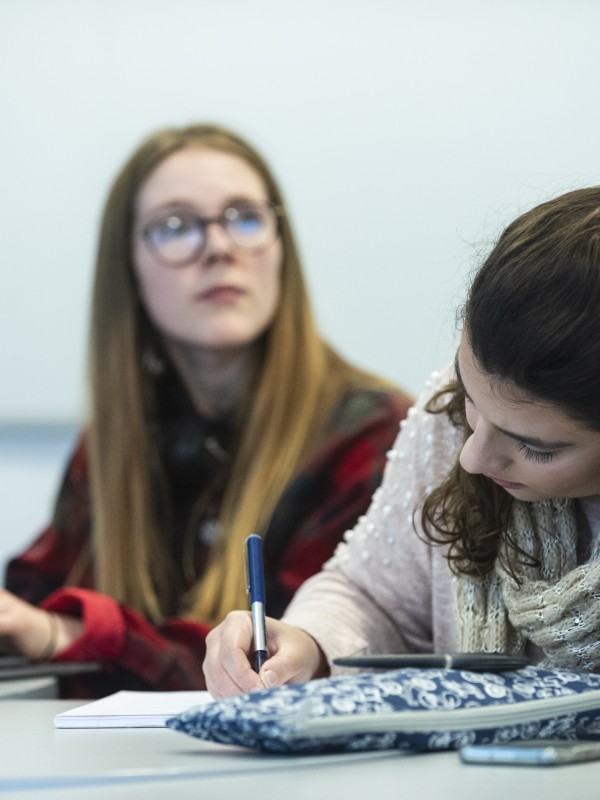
[144,204,278,265]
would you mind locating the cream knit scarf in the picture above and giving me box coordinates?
[455,498,600,671]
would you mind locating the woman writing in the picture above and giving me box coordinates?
[204,186,600,697]
[1,124,411,697]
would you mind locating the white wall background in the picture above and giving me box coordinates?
[2,0,600,571]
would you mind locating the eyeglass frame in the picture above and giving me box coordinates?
[136,201,284,267]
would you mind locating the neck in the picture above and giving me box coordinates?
[165,341,257,419]
[577,495,600,541]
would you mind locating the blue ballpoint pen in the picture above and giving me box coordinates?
[246,534,268,672]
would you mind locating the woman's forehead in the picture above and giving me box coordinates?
[136,147,268,212]
[457,335,593,441]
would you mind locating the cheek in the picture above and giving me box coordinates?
[265,268,281,315]
[523,457,600,497]
[135,263,186,328]
[258,247,283,317]
[137,269,167,310]
[560,456,600,495]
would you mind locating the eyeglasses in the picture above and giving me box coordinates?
[138,202,282,266]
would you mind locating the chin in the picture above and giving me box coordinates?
[198,333,259,351]
[506,488,551,502]
[173,328,258,350]
[198,323,271,350]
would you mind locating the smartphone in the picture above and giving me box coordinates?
[459,739,600,766]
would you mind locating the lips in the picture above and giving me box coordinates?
[485,474,526,490]
[197,285,244,302]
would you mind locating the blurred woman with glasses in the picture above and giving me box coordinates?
[1,123,412,697]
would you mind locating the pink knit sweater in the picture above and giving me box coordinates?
[283,366,462,672]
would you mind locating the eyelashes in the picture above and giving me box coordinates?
[516,441,556,463]
[463,397,559,464]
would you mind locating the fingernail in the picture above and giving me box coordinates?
[261,669,277,688]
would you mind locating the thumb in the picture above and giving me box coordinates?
[258,660,286,689]
[256,619,324,689]
[258,646,317,689]
[258,650,300,689]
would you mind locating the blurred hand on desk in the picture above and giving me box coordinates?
[0,588,83,661]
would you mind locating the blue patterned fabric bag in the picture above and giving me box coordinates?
[166,667,600,754]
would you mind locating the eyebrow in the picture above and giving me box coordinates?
[141,195,267,215]
[453,352,572,451]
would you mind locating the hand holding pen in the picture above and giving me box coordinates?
[202,536,327,698]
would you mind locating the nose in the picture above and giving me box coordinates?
[459,418,512,476]
[202,220,233,257]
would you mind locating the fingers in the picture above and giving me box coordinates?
[204,611,264,699]
[258,623,327,689]
[204,611,327,698]
[0,590,54,660]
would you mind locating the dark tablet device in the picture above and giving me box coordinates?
[332,653,530,671]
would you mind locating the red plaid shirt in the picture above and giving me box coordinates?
[5,388,411,697]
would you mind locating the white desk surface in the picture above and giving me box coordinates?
[2,700,599,799]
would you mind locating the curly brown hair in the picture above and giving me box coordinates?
[420,187,600,580]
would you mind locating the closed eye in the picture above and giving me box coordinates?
[516,441,556,464]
